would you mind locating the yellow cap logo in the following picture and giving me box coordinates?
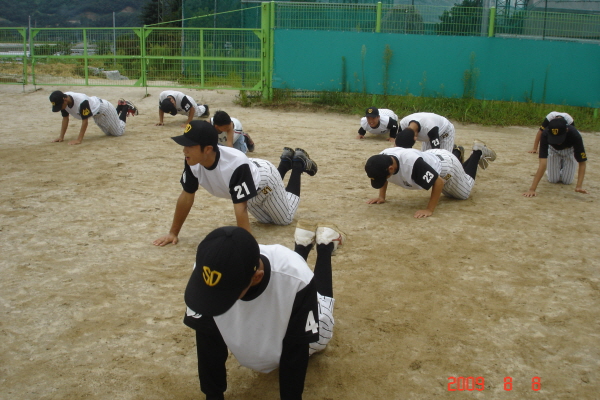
[185,124,192,133]
[551,128,559,135]
[202,266,222,287]
[51,102,55,106]
[368,108,373,114]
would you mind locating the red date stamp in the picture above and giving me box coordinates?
[447,376,541,391]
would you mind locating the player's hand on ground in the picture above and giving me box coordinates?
[387,137,395,143]
[68,139,82,145]
[527,149,538,153]
[155,122,164,126]
[52,137,64,143]
[366,197,386,204]
[414,209,433,218]
[523,190,537,197]
[575,187,588,194]
[356,135,364,140]
[180,123,188,128]
[153,233,179,246]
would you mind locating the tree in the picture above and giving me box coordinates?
[436,0,483,36]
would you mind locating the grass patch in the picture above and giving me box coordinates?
[236,90,600,132]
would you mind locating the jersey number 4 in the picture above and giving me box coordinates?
[234,182,250,199]
[305,310,318,334]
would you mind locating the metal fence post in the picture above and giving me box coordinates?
[376,2,382,33]
[488,7,496,37]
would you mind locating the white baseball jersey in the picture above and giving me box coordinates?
[359,109,399,137]
[159,90,207,117]
[400,112,455,152]
[379,147,474,199]
[180,146,299,225]
[61,92,125,136]
[185,244,333,372]
[211,116,243,145]
[542,111,574,128]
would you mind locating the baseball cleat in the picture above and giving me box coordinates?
[200,104,210,118]
[453,144,465,163]
[293,148,318,176]
[120,99,138,116]
[472,140,496,170]
[243,133,255,152]
[294,220,317,247]
[280,147,294,164]
[316,223,346,254]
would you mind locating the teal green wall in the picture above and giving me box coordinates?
[273,30,600,108]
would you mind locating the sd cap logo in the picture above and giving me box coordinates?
[551,128,559,135]
[202,266,222,286]
[185,124,192,133]
[368,108,373,114]
[51,102,55,105]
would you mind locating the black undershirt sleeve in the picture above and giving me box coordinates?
[540,118,550,130]
[229,164,258,203]
[279,278,319,400]
[427,126,441,148]
[184,314,228,400]
[180,95,193,114]
[60,109,69,117]
[79,100,92,120]
[411,158,439,190]
[358,127,366,136]
[180,160,199,193]
[387,118,399,139]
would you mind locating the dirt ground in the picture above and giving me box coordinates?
[1,84,599,400]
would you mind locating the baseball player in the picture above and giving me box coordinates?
[153,121,318,245]
[156,90,209,127]
[211,110,255,154]
[523,118,588,197]
[365,140,496,218]
[183,223,344,400]
[357,107,399,142]
[529,111,575,154]
[49,90,137,145]
[399,112,457,154]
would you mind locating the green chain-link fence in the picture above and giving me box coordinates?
[0,28,27,85]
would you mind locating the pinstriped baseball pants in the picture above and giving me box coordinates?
[94,100,126,137]
[547,146,577,184]
[428,149,474,200]
[420,122,455,153]
[248,159,300,225]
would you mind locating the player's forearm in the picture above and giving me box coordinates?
[158,109,165,124]
[60,117,69,138]
[227,130,234,148]
[77,119,89,141]
[186,107,195,124]
[425,177,444,213]
[233,202,252,233]
[528,160,547,191]
[378,183,388,200]
[279,341,309,400]
[169,191,195,236]
[576,162,586,189]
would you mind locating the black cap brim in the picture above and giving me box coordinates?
[185,273,241,317]
[51,104,62,112]
[370,178,386,189]
[171,135,199,146]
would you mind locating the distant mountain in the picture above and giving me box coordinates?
[0,0,147,27]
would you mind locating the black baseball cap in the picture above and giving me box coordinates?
[49,90,66,112]
[365,154,393,189]
[547,118,568,145]
[185,226,260,317]
[171,120,219,148]
[160,97,177,116]
[395,128,416,148]
[365,107,379,117]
